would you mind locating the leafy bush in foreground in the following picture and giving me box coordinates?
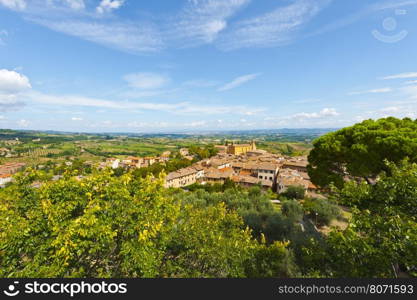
[0,169,295,278]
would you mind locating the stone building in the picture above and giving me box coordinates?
[226,141,256,155]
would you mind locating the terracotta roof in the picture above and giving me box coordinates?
[256,162,279,171]
[126,156,140,160]
[283,161,308,168]
[193,165,204,171]
[232,175,273,187]
[206,167,233,179]
[210,159,230,167]
[231,162,245,168]
[278,176,309,189]
[239,170,252,176]
[166,167,198,181]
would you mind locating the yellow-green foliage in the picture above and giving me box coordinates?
[0,169,293,278]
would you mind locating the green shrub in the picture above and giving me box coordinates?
[281,200,304,223]
[283,185,305,200]
[303,198,341,226]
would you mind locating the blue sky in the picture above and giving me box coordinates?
[0,0,417,132]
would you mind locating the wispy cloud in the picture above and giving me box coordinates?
[24,90,264,116]
[263,108,341,127]
[218,73,260,91]
[381,72,417,80]
[400,84,417,100]
[17,119,30,127]
[121,88,180,99]
[0,0,26,10]
[380,106,401,113]
[96,0,124,14]
[348,87,393,95]
[0,93,26,112]
[0,0,332,53]
[30,19,163,54]
[307,0,417,40]
[0,29,8,45]
[0,68,264,119]
[123,72,170,89]
[2,0,417,55]
[168,0,251,46]
[58,0,85,10]
[218,0,331,50]
[289,108,339,120]
[371,0,417,10]
[183,79,219,88]
[0,0,164,54]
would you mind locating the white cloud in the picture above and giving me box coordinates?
[24,90,264,116]
[17,119,30,127]
[218,73,260,91]
[380,106,400,113]
[404,80,417,85]
[348,87,393,95]
[320,108,340,117]
[219,0,331,50]
[375,105,417,119]
[263,108,341,128]
[0,29,8,45]
[96,0,124,14]
[0,69,31,93]
[30,19,163,54]
[0,0,26,10]
[71,117,83,121]
[60,0,85,10]
[306,0,417,43]
[127,121,169,129]
[372,0,417,11]
[0,69,30,111]
[170,0,250,45]
[186,120,207,127]
[41,0,85,10]
[0,0,332,54]
[381,72,417,80]
[3,1,161,54]
[0,93,26,112]
[289,108,339,120]
[123,72,170,90]
[400,84,417,99]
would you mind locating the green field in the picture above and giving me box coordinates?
[0,129,319,167]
